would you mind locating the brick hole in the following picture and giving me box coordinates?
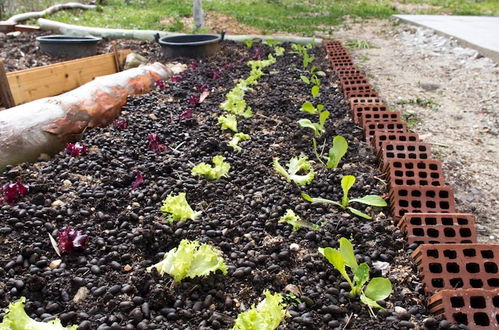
[427,228,440,237]
[493,296,499,307]
[444,250,457,259]
[395,179,403,185]
[399,190,408,196]
[484,262,498,273]
[430,173,440,179]
[393,161,402,168]
[397,153,407,158]
[429,240,439,244]
[463,240,473,243]
[425,217,437,225]
[447,262,460,273]
[481,250,494,259]
[395,170,403,176]
[426,191,436,198]
[439,190,450,198]
[411,200,422,208]
[408,146,416,151]
[413,228,425,236]
[419,172,428,178]
[387,152,395,157]
[411,190,422,197]
[410,217,422,225]
[460,228,472,237]
[406,171,415,177]
[409,154,417,159]
[431,278,444,288]
[429,263,443,273]
[417,162,426,169]
[427,201,437,208]
[430,181,439,186]
[444,228,456,237]
[440,201,451,209]
[487,278,498,287]
[466,263,480,273]
[400,200,409,207]
[399,209,408,217]
[457,217,469,225]
[442,217,453,225]
[464,249,476,257]
[470,296,486,309]
[406,163,414,169]
[419,146,427,151]
[470,279,483,288]
[427,249,439,258]
[450,278,464,288]
[408,179,416,185]
[451,296,465,307]
[429,164,438,170]
[421,154,428,159]
[453,312,468,325]
[473,312,490,326]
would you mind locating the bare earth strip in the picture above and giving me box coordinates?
[322,20,498,243]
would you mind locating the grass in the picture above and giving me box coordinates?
[2,0,499,35]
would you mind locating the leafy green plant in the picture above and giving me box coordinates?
[273,155,314,186]
[311,85,320,98]
[279,209,318,231]
[191,155,230,180]
[218,114,238,132]
[228,132,251,152]
[0,297,78,329]
[345,39,375,49]
[301,175,387,219]
[319,237,392,316]
[297,111,330,137]
[160,192,201,223]
[220,83,253,118]
[244,39,253,48]
[325,136,348,168]
[147,239,227,282]
[300,101,324,115]
[232,290,287,330]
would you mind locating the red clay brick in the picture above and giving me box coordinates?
[362,121,407,142]
[334,66,362,76]
[377,142,433,172]
[359,111,401,127]
[351,104,389,123]
[343,83,376,99]
[346,91,379,99]
[413,244,499,293]
[340,74,368,85]
[371,132,420,153]
[386,159,445,187]
[330,60,356,69]
[428,288,499,329]
[389,185,456,220]
[398,213,477,245]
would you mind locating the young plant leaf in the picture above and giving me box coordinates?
[353,263,370,295]
[350,195,387,207]
[364,277,392,302]
[297,119,319,136]
[339,237,358,271]
[278,209,317,232]
[326,136,348,169]
[311,85,320,98]
[341,175,356,207]
[300,75,310,84]
[160,193,201,223]
[218,114,238,132]
[233,290,287,330]
[347,207,373,220]
[191,155,231,180]
[318,247,353,289]
[319,110,329,127]
[273,156,314,186]
[300,101,316,114]
[312,138,325,166]
[301,193,342,207]
[228,132,251,152]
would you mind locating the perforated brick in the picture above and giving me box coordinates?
[346,91,379,99]
[377,142,432,172]
[351,104,389,123]
[330,60,355,69]
[398,213,477,245]
[359,111,401,127]
[386,159,445,187]
[414,244,499,293]
[362,121,407,142]
[334,66,362,76]
[389,185,456,220]
[371,132,420,153]
[340,74,368,85]
[343,83,375,99]
[329,54,352,62]
[428,289,499,330]
[349,97,384,109]
[341,77,370,89]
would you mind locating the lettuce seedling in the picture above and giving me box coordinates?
[0,297,78,329]
[192,155,230,180]
[273,155,314,186]
[147,239,227,282]
[325,136,348,168]
[179,109,193,121]
[160,192,201,223]
[279,209,318,231]
[113,119,128,130]
[154,80,167,90]
[319,237,392,316]
[188,94,200,106]
[311,85,320,98]
[232,290,287,330]
[228,132,251,152]
[297,111,330,137]
[300,101,324,115]
[1,182,28,205]
[218,114,238,132]
[244,39,253,48]
[220,84,253,118]
[64,143,88,157]
[57,228,89,254]
[131,170,144,189]
[147,133,167,153]
[302,175,387,219]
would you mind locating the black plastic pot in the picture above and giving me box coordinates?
[154,32,225,59]
[36,35,102,59]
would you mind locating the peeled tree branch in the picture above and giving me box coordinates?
[2,2,96,25]
[0,62,185,171]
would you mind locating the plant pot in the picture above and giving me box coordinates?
[154,32,225,59]
[36,35,102,59]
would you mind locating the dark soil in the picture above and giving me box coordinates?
[0,39,443,329]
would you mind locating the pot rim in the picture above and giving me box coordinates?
[36,35,102,44]
[157,34,221,47]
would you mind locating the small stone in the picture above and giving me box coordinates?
[73,287,89,304]
[289,243,300,251]
[394,306,407,314]
[50,259,62,269]
[51,200,65,207]
[149,114,158,121]
[124,264,132,272]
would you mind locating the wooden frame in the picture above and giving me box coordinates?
[0,50,131,109]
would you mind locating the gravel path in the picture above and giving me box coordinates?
[318,19,499,243]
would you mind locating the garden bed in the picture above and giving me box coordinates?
[0,41,433,329]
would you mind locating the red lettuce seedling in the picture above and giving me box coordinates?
[196,84,209,92]
[211,69,221,80]
[132,171,144,189]
[113,119,128,130]
[65,143,88,157]
[190,61,199,70]
[154,80,167,90]
[147,133,168,153]
[188,94,200,106]
[57,228,89,254]
[1,182,28,205]
[179,109,193,121]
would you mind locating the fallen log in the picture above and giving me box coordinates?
[0,62,185,171]
[38,18,323,45]
[2,2,96,25]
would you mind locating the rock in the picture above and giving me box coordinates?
[49,259,62,269]
[419,83,440,91]
[6,31,21,38]
[124,53,148,70]
[394,306,407,314]
[73,287,89,304]
[289,243,299,251]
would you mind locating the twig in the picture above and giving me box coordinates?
[342,312,354,330]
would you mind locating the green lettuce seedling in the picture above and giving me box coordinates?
[192,155,230,180]
[147,239,227,282]
[160,192,201,223]
[244,39,253,48]
[0,297,78,329]
[220,84,253,118]
[319,237,392,316]
[325,136,348,168]
[279,209,319,231]
[228,132,251,152]
[297,111,330,137]
[300,101,324,115]
[273,155,314,186]
[301,175,386,219]
[311,85,320,98]
[218,114,238,132]
[232,290,287,330]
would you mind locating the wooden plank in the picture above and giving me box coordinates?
[14,24,41,32]
[0,60,15,109]
[0,23,15,33]
[6,50,131,105]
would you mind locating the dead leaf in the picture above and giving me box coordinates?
[199,90,210,103]
[48,233,61,257]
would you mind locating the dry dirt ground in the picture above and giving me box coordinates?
[316,19,498,243]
